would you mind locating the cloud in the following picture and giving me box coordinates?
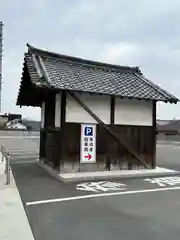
[0,0,180,120]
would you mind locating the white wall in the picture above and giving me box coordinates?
[54,92,61,127]
[115,98,152,126]
[66,93,110,124]
[41,102,45,128]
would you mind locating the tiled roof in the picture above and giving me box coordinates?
[17,43,179,104]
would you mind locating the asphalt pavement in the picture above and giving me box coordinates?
[12,161,180,240]
[2,131,180,240]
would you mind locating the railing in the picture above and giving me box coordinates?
[1,144,11,185]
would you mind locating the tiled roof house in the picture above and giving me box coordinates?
[16,44,179,172]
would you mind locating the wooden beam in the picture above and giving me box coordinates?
[61,91,66,129]
[44,101,48,129]
[110,96,115,125]
[59,91,66,167]
[68,91,149,169]
[152,101,156,168]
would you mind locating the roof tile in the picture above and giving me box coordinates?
[20,44,180,103]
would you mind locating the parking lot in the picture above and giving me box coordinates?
[1,131,180,240]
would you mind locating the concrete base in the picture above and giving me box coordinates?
[59,162,146,173]
[37,161,179,183]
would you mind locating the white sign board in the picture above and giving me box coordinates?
[80,124,96,163]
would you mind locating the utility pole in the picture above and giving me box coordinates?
[0,22,3,113]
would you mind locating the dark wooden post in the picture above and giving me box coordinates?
[110,96,115,125]
[59,91,66,169]
[39,102,46,161]
[53,92,63,169]
[39,129,46,160]
[43,93,56,167]
[152,100,156,168]
[106,96,115,171]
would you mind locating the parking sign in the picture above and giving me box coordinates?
[84,127,93,136]
[80,124,96,163]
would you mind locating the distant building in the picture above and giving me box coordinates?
[0,113,22,130]
[157,119,180,141]
[22,119,40,131]
[5,118,27,130]
[0,115,8,128]
[156,119,171,126]
[8,114,22,121]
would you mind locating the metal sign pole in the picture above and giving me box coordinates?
[1,144,11,185]
[1,144,3,161]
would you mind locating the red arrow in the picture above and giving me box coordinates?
[84,153,92,160]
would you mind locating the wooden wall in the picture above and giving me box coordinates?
[60,123,154,169]
[39,93,62,168]
[39,90,156,171]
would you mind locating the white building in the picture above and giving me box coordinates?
[5,119,27,130]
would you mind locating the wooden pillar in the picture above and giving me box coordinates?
[59,91,66,168]
[110,96,115,125]
[152,101,156,168]
[44,93,56,166]
[53,92,62,169]
[39,102,46,161]
[106,96,115,170]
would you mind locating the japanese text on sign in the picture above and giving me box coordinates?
[80,124,96,163]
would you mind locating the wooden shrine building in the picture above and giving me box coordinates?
[16,44,179,172]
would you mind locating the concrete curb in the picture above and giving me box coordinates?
[37,161,61,182]
[37,161,180,183]
[157,141,180,146]
[0,153,35,240]
[59,171,180,183]
[9,168,35,240]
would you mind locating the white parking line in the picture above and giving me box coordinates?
[10,155,39,159]
[26,186,180,206]
[11,159,39,164]
[0,136,39,139]
[10,151,39,154]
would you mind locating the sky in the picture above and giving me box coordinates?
[0,0,180,120]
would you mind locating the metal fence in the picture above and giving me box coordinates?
[1,144,11,185]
